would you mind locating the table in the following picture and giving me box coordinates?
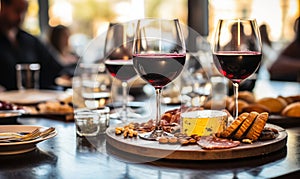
[0,80,299,179]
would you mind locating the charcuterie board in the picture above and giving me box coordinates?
[106,123,287,160]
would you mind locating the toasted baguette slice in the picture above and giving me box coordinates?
[234,111,259,139]
[245,112,269,141]
[220,112,249,138]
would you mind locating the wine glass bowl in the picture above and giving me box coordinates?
[133,18,186,140]
[104,21,138,122]
[212,19,262,118]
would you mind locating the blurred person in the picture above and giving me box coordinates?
[225,22,258,94]
[257,23,278,79]
[0,0,63,91]
[47,25,79,67]
[46,25,79,80]
[269,17,300,82]
[260,24,272,47]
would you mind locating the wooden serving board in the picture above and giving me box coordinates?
[106,123,287,160]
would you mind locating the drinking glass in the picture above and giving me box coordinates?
[16,63,40,90]
[133,18,186,140]
[104,21,138,122]
[79,63,111,109]
[212,19,262,119]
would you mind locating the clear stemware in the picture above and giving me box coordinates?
[104,21,138,122]
[212,19,262,119]
[132,18,186,140]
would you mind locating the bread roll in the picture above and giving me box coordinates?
[256,97,287,114]
[281,102,300,117]
[242,104,270,113]
[227,99,249,114]
[238,91,256,104]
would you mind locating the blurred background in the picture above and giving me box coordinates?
[24,0,300,58]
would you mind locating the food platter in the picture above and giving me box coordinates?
[0,89,65,105]
[0,110,24,124]
[0,125,57,155]
[106,123,287,160]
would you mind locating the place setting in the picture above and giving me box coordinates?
[1,0,300,178]
[0,125,57,155]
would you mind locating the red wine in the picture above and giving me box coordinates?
[105,60,136,81]
[133,54,186,88]
[213,51,261,83]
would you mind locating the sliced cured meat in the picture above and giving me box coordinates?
[197,135,240,150]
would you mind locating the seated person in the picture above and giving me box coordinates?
[47,25,79,67]
[269,17,300,82]
[0,0,63,91]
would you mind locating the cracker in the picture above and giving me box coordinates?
[220,112,249,138]
[245,112,269,141]
[234,111,258,139]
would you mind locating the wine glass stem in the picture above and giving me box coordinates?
[233,82,239,119]
[155,88,162,130]
[121,81,128,120]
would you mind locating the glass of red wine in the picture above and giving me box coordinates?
[212,19,262,119]
[104,21,138,122]
[132,18,186,140]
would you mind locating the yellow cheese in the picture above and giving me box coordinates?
[181,110,227,136]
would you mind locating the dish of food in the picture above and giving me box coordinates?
[0,92,74,121]
[106,107,287,160]
[106,123,287,160]
[0,89,65,105]
[0,110,24,124]
[0,125,57,155]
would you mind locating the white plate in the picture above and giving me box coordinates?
[0,125,57,155]
[0,89,64,104]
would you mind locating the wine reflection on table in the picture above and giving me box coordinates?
[76,135,106,154]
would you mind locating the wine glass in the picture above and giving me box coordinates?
[212,19,262,119]
[132,18,186,140]
[104,21,138,122]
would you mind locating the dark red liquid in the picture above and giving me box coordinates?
[105,60,136,81]
[213,51,261,83]
[133,54,186,89]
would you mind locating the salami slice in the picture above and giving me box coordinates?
[197,136,240,150]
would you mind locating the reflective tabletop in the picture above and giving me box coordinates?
[0,80,299,179]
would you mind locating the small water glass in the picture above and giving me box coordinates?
[75,107,110,136]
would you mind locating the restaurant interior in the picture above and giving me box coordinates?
[0,0,300,178]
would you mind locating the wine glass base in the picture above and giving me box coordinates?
[138,130,174,141]
[110,110,141,120]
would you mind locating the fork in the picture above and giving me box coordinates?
[0,128,41,142]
